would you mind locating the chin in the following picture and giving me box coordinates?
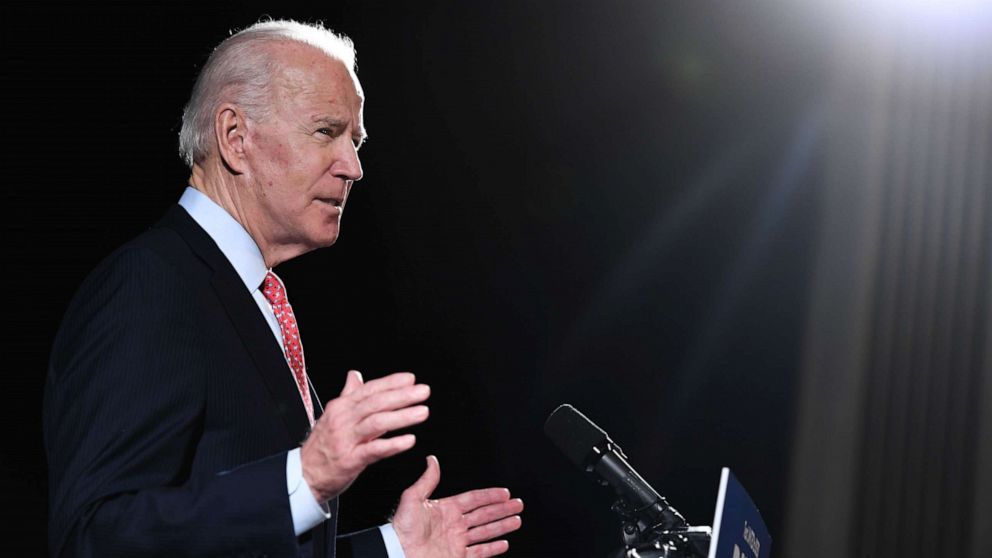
[302,218,342,250]
[314,229,341,248]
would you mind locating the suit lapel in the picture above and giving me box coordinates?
[158,205,313,443]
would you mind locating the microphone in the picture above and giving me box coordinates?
[544,404,688,534]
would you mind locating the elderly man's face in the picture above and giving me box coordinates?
[243,44,365,256]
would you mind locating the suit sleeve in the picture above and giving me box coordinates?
[44,246,299,557]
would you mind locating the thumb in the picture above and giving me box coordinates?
[340,370,364,396]
[407,455,441,501]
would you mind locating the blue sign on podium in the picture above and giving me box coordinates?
[706,468,771,558]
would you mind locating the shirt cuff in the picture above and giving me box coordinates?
[379,523,408,558]
[286,447,331,536]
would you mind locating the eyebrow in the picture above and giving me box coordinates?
[311,116,368,142]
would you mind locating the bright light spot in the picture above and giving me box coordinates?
[861,0,992,19]
[833,0,992,44]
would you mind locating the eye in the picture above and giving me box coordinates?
[317,128,334,137]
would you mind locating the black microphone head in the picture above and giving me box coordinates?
[544,404,610,469]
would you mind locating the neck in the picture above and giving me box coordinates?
[188,160,302,268]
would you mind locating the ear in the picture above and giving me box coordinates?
[214,103,249,174]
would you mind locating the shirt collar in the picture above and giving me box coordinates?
[178,186,268,292]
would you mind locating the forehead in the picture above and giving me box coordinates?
[270,42,364,111]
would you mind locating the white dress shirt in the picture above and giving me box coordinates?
[179,187,406,558]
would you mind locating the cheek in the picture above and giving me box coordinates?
[252,135,297,184]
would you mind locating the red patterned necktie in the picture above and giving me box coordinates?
[261,271,315,426]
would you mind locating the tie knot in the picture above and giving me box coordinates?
[262,271,287,306]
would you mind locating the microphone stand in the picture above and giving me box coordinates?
[542,404,712,558]
[611,496,711,558]
[591,440,710,558]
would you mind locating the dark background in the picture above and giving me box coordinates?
[5,1,831,555]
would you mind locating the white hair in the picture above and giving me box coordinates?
[178,19,359,168]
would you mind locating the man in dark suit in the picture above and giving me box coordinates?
[43,20,523,558]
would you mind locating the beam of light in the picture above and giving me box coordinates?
[544,137,757,382]
[654,100,826,433]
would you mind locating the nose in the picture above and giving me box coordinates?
[334,143,363,183]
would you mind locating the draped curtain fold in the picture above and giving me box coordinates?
[784,16,992,558]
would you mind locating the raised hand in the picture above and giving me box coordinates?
[393,456,524,558]
[301,370,430,503]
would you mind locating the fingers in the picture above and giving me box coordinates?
[301,370,426,503]
[463,498,524,528]
[355,383,430,417]
[350,381,430,441]
[340,369,364,396]
[356,434,418,463]
[467,540,510,558]
[351,371,417,399]
[404,455,441,501]
[326,371,430,442]
[449,487,512,513]
[355,405,429,440]
[467,515,522,545]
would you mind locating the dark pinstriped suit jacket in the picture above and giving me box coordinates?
[44,205,387,558]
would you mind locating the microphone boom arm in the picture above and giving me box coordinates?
[545,404,710,558]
